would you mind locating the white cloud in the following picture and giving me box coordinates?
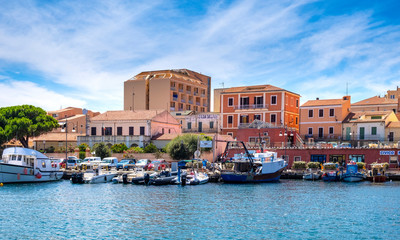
[0,80,85,110]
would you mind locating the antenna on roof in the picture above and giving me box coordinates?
[220,82,224,88]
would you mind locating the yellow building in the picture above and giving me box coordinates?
[124,69,211,113]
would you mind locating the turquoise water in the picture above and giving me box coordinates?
[1,180,399,239]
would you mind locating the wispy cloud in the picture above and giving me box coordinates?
[0,0,400,111]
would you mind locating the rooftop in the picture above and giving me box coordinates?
[301,97,350,107]
[91,110,167,121]
[352,96,397,106]
[221,84,299,95]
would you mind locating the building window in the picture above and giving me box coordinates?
[296,99,299,107]
[117,127,122,136]
[227,132,233,137]
[240,97,249,108]
[271,96,277,105]
[254,114,261,120]
[104,127,112,136]
[309,110,313,118]
[371,127,377,135]
[308,128,313,135]
[318,127,323,138]
[254,96,263,108]
[294,156,301,162]
[129,127,134,136]
[91,127,96,136]
[140,126,145,135]
[390,95,395,99]
[349,155,365,162]
[210,121,214,129]
[228,98,234,106]
[187,122,192,129]
[228,115,233,124]
[330,109,335,117]
[295,117,298,124]
[329,127,334,134]
[240,115,249,123]
[319,109,324,117]
[270,114,276,123]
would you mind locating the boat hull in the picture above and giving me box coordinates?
[221,168,284,183]
[0,163,63,183]
[366,176,387,182]
[342,173,364,182]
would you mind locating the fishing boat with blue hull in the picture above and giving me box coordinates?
[0,147,63,183]
[342,161,365,182]
[219,141,287,183]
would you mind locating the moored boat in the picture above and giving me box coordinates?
[0,147,63,183]
[366,163,387,182]
[342,161,365,182]
[219,141,287,183]
[303,168,321,180]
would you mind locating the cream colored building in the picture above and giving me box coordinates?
[342,111,398,143]
[78,110,181,148]
[172,111,220,133]
[124,69,211,113]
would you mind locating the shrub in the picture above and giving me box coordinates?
[356,162,365,170]
[144,143,158,153]
[307,162,320,169]
[127,146,144,154]
[46,146,55,153]
[324,163,338,170]
[166,134,212,160]
[111,143,128,153]
[292,161,307,170]
[79,151,86,160]
[78,143,89,152]
[153,151,163,159]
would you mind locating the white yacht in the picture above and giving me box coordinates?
[0,147,64,183]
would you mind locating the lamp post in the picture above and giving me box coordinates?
[61,118,76,161]
[43,140,46,153]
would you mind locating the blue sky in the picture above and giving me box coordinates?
[1,0,400,112]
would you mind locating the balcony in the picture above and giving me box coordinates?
[196,102,200,106]
[203,103,207,107]
[186,90,191,94]
[170,107,175,111]
[179,88,184,92]
[173,97,178,101]
[201,94,205,97]
[194,92,199,96]
[188,100,193,104]
[170,86,176,90]
[181,99,186,103]
[234,104,268,110]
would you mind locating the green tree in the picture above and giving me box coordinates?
[0,105,58,148]
[166,134,212,160]
[92,143,111,159]
[78,143,89,152]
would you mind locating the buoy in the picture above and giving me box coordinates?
[0,183,3,187]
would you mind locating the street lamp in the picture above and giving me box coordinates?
[61,118,76,162]
[43,140,46,153]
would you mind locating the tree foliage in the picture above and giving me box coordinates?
[0,105,58,148]
[93,143,111,159]
[78,143,89,152]
[144,143,158,153]
[166,134,212,160]
[111,143,128,153]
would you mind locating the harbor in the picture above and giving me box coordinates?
[1,179,399,239]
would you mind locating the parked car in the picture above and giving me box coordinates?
[148,159,168,170]
[79,157,102,170]
[136,159,151,169]
[66,156,82,168]
[116,159,136,170]
[328,142,338,148]
[100,157,119,169]
[339,142,352,148]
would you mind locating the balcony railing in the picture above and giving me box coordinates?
[201,94,205,97]
[234,104,268,110]
[187,90,191,94]
[173,97,178,101]
[196,102,200,106]
[181,99,186,103]
[188,100,193,104]
[179,88,183,92]
[203,103,207,107]
[194,92,198,96]
[170,107,175,111]
[170,87,176,90]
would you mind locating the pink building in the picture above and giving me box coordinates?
[78,110,181,148]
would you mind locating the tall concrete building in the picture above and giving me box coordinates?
[124,69,211,113]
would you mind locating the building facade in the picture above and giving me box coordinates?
[342,111,398,144]
[219,85,300,138]
[172,111,220,133]
[78,110,181,148]
[351,96,398,113]
[124,69,211,113]
[300,96,351,141]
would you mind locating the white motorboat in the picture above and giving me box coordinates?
[303,169,321,180]
[0,147,63,183]
[71,168,117,184]
[186,170,209,185]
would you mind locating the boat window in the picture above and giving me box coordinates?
[12,155,17,160]
[18,155,22,161]
[42,161,46,168]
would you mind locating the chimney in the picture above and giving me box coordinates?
[316,97,319,100]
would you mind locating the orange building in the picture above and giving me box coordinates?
[219,85,300,138]
[300,96,351,141]
[124,69,211,113]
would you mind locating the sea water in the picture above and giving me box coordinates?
[0,180,399,239]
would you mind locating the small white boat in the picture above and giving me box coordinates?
[80,168,117,184]
[186,171,209,185]
[0,147,63,183]
[303,169,321,180]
